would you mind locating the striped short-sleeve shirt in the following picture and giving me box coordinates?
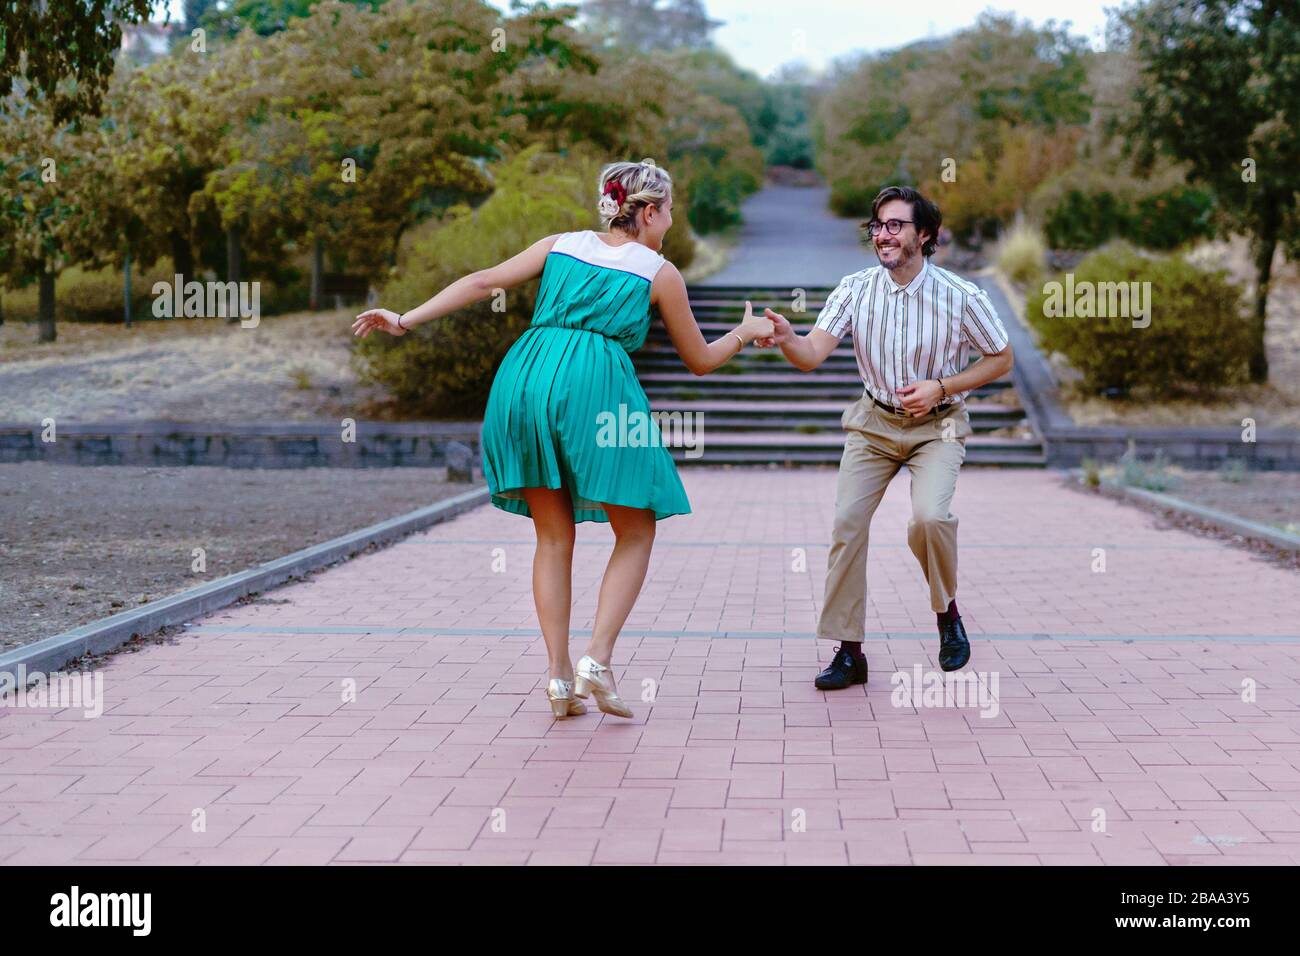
[813,258,1010,404]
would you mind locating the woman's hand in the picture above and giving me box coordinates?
[351,308,407,338]
[735,300,775,345]
[755,308,793,348]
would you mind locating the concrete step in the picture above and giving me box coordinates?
[661,432,1046,467]
[646,399,1026,431]
[638,371,1014,397]
[631,348,863,369]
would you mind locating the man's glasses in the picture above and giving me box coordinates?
[866,218,915,236]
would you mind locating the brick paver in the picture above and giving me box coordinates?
[2,468,1298,865]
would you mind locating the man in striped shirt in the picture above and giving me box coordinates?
[762,186,1014,690]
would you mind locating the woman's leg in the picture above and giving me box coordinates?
[583,503,657,665]
[522,488,577,681]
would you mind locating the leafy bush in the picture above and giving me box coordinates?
[1025,244,1251,395]
[3,260,177,323]
[995,222,1047,287]
[828,179,885,218]
[686,168,749,234]
[1040,184,1216,252]
[2,255,312,323]
[1126,186,1215,250]
[1044,189,1129,250]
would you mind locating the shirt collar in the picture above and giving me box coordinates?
[884,258,930,297]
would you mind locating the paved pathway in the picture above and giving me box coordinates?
[2,468,1299,865]
[704,185,875,287]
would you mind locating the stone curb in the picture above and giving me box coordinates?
[0,485,490,681]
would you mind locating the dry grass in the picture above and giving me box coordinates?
[0,309,393,423]
[994,222,1048,288]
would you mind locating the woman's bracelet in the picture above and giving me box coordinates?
[726,331,745,352]
[396,312,407,330]
[937,377,949,402]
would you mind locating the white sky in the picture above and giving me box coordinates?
[704,1,1113,77]
[162,1,1115,78]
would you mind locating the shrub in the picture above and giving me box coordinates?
[1126,186,1215,250]
[1080,457,1101,488]
[828,178,885,218]
[1025,244,1252,396]
[3,260,178,323]
[1038,183,1217,252]
[1044,189,1129,250]
[995,222,1048,287]
[1118,446,1180,492]
[686,169,747,234]
[1,255,312,323]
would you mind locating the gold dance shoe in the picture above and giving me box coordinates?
[546,678,587,719]
[573,656,634,719]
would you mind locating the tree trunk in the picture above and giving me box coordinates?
[310,236,323,311]
[226,225,241,284]
[170,230,194,281]
[225,225,242,323]
[1249,233,1275,383]
[37,271,56,343]
[0,289,5,327]
[123,248,133,328]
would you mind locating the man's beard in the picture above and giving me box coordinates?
[875,238,920,272]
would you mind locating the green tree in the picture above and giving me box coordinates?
[0,97,103,340]
[816,13,1090,221]
[0,0,160,122]
[198,0,603,297]
[1118,0,1300,382]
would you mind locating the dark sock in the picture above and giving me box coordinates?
[937,600,960,625]
[840,642,865,660]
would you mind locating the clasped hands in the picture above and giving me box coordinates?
[747,305,946,417]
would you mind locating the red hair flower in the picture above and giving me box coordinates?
[599,180,627,218]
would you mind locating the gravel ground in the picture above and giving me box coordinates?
[1162,469,1300,533]
[0,462,482,651]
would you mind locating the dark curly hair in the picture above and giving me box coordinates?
[870,186,942,257]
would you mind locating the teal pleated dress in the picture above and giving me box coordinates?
[480,230,692,524]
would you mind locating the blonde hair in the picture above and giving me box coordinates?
[598,159,673,235]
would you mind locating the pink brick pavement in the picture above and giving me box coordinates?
[2,467,1299,865]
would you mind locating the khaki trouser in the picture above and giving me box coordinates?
[817,392,973,643]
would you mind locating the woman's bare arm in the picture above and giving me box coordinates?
[652,262,774,375]
[352,234,561,338]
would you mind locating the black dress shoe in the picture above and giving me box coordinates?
[938,617,970,671]
[815,645,869,690]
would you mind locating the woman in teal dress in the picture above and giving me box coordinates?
[352,160,773,721]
